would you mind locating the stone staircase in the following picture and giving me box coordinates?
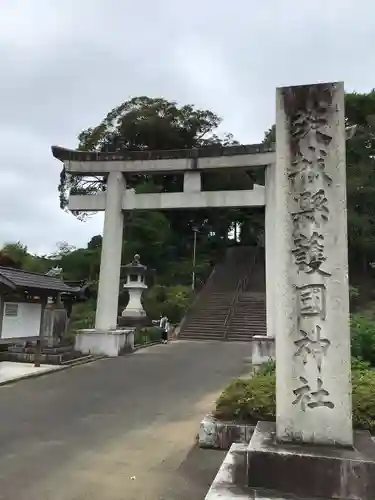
[179,247,266,341]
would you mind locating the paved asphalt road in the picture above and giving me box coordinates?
[0,340,252,500]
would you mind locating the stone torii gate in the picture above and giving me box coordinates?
[54,82,375,498]
[52,143,277,340]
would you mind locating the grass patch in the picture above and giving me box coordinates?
[215,360,375,434]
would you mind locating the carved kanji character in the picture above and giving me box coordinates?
[292,231,331,276]
[307,378,334,409]
[294,325,330,372]
[311,189,329,220]
[298,284,326,318]
[289,109,333,186]
[293,377,334,412]
[292,376,311,411]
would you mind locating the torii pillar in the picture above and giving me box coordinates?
[75,171,134,356]
[95,171,125,330]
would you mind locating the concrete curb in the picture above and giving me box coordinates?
[204,443,249,500]
[134,340,163,351]
[198,413,375,450]
[0,355,107,387]
[198,413,255,450]
[60,354,106,366]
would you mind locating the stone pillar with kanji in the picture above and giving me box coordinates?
[274,81,352,446]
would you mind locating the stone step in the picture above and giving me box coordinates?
[230,322,266,326]
[186,318,227,322]
[188,311,229,317]
[187,319,216,324]
[184,320,227,327]
[182,329,226,335]
[230,323,266,328]
[228,328,267,335]
[230,320,266,324]
[182,331,226,336]
[229,328,266,333]
[234,305,266,309]
[197,308,232,312]
[232,315,266,319]
[230,325,266,328]
[229,331,266,336]
[234,310,266,314]
[226,336,254,342]
[179,334,225,340]
[179,336,226,341]
[230,317,266,321]
[233,306,265,310]
[232,306,266,310]
[186,319,226,323]
[179,246,266,341]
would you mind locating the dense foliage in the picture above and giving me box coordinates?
[134,327,164,346]
[351,313,375,366]
[215,360,375,433]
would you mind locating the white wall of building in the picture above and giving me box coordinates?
[1,302,42,339]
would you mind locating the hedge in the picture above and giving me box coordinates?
[134,326,163,346]
[215,359,375,434]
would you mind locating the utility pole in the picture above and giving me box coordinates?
[192,226,198,291]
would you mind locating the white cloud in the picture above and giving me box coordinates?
[0,0,374,254]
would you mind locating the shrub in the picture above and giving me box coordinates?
[215,360,375,433]
[68,300,96,334]
[134,326,163,346]
[352,369,375,432]
[215,375,275,423]
[349,285,360,301]
[256,360,276,376]
[351,314,375,366]
[351,356,371,373]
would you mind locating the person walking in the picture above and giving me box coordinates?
[159,315,169,344]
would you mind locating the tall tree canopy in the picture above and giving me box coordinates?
[345,91,375,272]
[58,96,255,280]
[58,96,236,210]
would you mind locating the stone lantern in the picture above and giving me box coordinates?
[118,254,149,327]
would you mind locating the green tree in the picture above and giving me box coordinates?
[263,125,275,148]
[0,242,51,273]
[345,91,375,272]
[87,235,102,249]
[1,242,28,268]
[58,96,230,210]
[50,241,77,259]
[58,96,248,284]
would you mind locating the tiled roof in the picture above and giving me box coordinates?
[0,267,80,293]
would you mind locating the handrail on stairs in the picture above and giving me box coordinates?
[178,264,218,334]
[224,248,258,339]
[180,246,261,339]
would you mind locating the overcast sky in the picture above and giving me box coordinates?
[0,0,373,255]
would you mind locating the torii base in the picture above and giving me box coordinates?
[117,315,151,328]
[75,329,135,357]
[246,421,375,499]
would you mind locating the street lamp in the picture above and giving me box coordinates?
[192,226,199,291]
